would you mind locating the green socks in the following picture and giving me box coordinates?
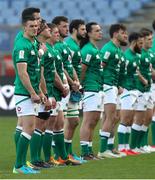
[15,132,31,168]
[43,130,53,162]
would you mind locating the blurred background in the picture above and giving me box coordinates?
[0,0,155,115]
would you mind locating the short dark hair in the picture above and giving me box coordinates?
[152,20,155,30]
[109,24,126,38]
[22,15,36,25]
[47,23,57,31]
[140,28,153,37]
[52,16,68,25]
[80,22,98,48]
[69,19,85,34]
[37,19,47,35]
[22,7,40,19]
[128,32,142,43]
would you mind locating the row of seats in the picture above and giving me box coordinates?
[0,0,153,25]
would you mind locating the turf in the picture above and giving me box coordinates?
[0,116,155,179]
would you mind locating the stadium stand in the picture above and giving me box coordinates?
[0,0,154,76]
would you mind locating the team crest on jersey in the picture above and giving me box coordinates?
[68,55,72,62]
[96,54,100,59]
[104,51,110,59]
[121,57,125,61]
[48,52,52,57]
[19,50,24,59]
[85,54,92,62]
[150,53,154,57]
[145,58,149,62]
[78,51,81,56]
[57,55,61,59]
[31,50,35,55]
[63,49,67,54]
[115,54,119,59]
[70,50,74,57]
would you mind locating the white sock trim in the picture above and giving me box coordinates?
[132,123,141,131]
[88,142,92,147]
[141,125,148,132]
[108,137,115,144]
[127,126,131,133]
[16,126,23,131]
[21,132,31,140]
[99,130,110,137]
[64,139,72,143]
[45,129,53,134]
[34,130,42,136]
[80,141,89,145]
[117,124,127,134]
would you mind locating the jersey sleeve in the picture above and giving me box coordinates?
[15,45,29,63]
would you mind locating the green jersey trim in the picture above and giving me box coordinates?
[15,97,30,106]
[104,87,113,92]
[121,94,130,99]
[83,94,95,101]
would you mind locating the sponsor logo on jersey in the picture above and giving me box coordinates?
[31,50,35,55]
[85,54,91,62]
[104,51,110,59]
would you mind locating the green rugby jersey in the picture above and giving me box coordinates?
[121,48,140,90]
[54,41,74,80]
[149,49,155,83]
[14,30,24,44]
[12,36,41,96]
[66,37,82,79]
[51,46,64,101]
[81,42,103,92]
[137,48,152,92]
[101,40,123,86]
[41,43,56,97]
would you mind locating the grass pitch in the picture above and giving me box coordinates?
[0,116,155,179]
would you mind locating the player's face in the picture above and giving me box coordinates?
[24,20,38,37]
[50,27,60,43]
[117,29,128,46]
[134,37,144,53]
[77,24,86,40]
[40,24,51,39]
[57,21,69,38]
[33,12,41,26]
[144,34,153,49]
[89,25,103,41]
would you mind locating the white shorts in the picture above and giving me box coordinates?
[135,91,154,111]
[14,95,39,117]
[61,93,70,111]
[82,91,104,112]
[120,89,139,110]
[151,83,155,105]
[103,84,118,104]
[50,101,63,116]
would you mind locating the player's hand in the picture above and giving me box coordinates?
[62,86,69,98]
[39,92,47,104]
[51,97,57,109]
[31,93,41,104]
[143,79,148,86]
[71,81,80,92]
[44,99,52,111]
